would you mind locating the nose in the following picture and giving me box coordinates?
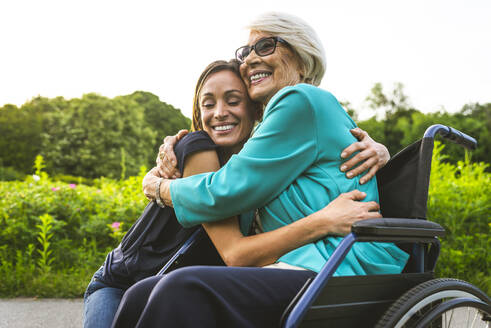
[214,100,229,120]
[240,52,260,81]
[244,49,260,66]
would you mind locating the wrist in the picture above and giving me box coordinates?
[159,179,173,207]
[155,178,165,207]
[302,211,329,240]
[143,175,159,199]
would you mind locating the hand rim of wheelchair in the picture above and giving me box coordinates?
[374,278,491,328]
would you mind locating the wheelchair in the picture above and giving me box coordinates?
[157,124,491,328]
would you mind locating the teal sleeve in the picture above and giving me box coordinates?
[171,87,318,227]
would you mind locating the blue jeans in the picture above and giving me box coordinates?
[83,267,126,328]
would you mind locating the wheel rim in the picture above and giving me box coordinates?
[395,290,480,328]
[414,298,491,328]
[432,306,490,328]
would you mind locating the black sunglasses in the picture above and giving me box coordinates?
[235,37,288,63]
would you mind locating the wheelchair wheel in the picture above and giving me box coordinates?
[375,278,491,328]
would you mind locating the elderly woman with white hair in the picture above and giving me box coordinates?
[111,12,409,328]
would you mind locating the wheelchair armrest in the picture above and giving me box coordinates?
[352,218,445,238]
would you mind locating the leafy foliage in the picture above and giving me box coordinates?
[0,148,489,297]
[358,83,491,165]
[0,164,148,297]
[0,92,191,179]
[428,142,490,294]
[0,86,488,297]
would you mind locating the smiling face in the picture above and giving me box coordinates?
[199,70,256,155]
[240,31,304,105]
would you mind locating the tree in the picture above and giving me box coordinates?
[358,83,490,165]
[0,92,192,179]
[124,91,191,168]
[0,103,43,173]
[40,93,156,178]
[363,83,417,155]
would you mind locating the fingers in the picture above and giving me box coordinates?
[157,164,166,177]
[346,156,378,180]
[161,135,178,167]
[157,150,175,179]
[364,201,380,212]
[161,154,179,179]
[163,135,178,147]
[353,211,382,224]
[343,189,367,201]
[164,147,177,167]
[155,157,165,176]
[176,129,189,141]
[349,128,368,141]
[341,141,363,159]
[341,147,375,173]
[359,165,379,185]
[163,142,178,167]
[367,211,382,219]
[158,135,180,178]
[344,192,380,210]
[343,127,372,159]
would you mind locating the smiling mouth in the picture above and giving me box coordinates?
[250,72,272,84]
[213,124,236,132]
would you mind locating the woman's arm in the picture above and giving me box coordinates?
[160,88,317,225]
[157,129,389,184]
[160,87,384,228]
[183,150,381,267]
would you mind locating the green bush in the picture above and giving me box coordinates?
[0,165,25,181]
[0,147,489,297]
[428,142,490,294]
[0,164,148,297]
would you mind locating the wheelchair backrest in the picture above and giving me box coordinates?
[376,137,434,220]
[376,124,477,220]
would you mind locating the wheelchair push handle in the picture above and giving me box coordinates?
[424,124,477,150]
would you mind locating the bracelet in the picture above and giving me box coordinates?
[155,178,165,208]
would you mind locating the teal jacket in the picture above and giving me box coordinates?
[171,84,408,274]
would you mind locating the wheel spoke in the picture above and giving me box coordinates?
[448,308,454,327]
[471,309,477,327]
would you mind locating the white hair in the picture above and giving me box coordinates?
[247,12,326,86]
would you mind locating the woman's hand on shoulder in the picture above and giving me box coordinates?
[156,129,188,178]
[142,167,162,200]
[340,128,390,184]
[311,190,381,236]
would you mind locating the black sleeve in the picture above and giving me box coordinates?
[174,131,218,174]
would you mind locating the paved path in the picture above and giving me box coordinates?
[0,297,484,327]
[0,298,83,328]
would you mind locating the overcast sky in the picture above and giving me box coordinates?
[1,0,490,120]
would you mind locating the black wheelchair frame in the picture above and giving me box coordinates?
[158,124,491,327]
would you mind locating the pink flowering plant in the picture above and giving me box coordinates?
[0,160,147,296]
[0,151,489,297]
[107,221,125,242]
